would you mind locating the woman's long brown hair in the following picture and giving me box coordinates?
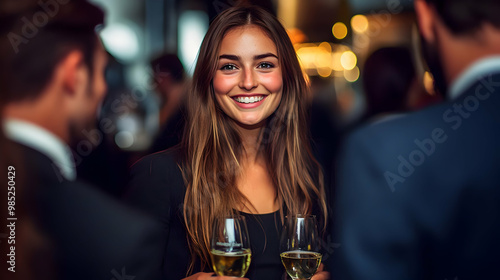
[180,5,328,273]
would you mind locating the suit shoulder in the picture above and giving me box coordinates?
[130,146,182,174]
[129,147,184,190]
[348,102,451,149]
[125,147,185,219]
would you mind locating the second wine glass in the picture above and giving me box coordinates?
[210,215,252,277]
[280,215,322,280]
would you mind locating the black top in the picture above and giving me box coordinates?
[240,211,283,279]
[125,148,286,280]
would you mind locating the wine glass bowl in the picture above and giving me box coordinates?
[280,215,322,280]
[210,215,252,277]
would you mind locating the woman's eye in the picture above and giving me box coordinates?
[220,64,237,71]
[258,62,274,69]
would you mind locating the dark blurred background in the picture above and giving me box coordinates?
[82,0,441,196]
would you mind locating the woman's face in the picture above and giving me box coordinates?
[213,25,283,128]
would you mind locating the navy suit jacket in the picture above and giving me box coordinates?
[331,73,500,279]
[11,141,164,280]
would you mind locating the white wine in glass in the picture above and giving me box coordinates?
[280,215,322,280]
[210,215,252,277]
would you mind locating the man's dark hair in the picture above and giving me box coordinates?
[425,0,500,35]
[0,0,104,102]
[150,53,185,83]
[362,46,415,118]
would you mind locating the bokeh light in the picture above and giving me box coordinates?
[351,14,369,33]
[340,51,357,70]
[317,67,333,78]
[331,52,344,71]
[318,42,332,52]
[332,22,348,40]
[115,131,134,149]
[178,10,208,76]
[344,66,360,82]
[287,28,307,44]
[316,42,332,68]
[100,22,140,62]
[423,71,436,95]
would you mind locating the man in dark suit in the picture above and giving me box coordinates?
[1,1,163,279]
[331,0,500,279]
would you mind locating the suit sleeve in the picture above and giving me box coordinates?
[331,130,422,280]
[41,180,165,280]
[125,153,179,278]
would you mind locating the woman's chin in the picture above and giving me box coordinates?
[232,118,267,130]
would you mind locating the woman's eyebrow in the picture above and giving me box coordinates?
[218,53,278,61]
[219,54,239,61]
[254,53,278,60]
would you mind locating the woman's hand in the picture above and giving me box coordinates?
[182,272,249,280]
[311,263,330,280]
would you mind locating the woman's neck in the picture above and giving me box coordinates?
[236,124,264,164]
[234,123,279,214]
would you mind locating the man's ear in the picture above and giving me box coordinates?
[59,50,86,95]
[415,0,436,43]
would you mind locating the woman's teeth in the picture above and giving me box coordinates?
[234,96,264,104]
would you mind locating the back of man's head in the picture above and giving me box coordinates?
[363,46,415,117]
[0,0,104,103]
[425,0,500,35]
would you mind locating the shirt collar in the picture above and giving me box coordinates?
[3,119,76,181]
[449,56,500,100]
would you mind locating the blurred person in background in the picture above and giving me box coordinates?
[0,0,163,279]
[1,23,51,279]
[76,55,134,197]
[361,46,417,122]
[1,4,57,280]
[308,76,341,200]
[0,116,55,280]
[148,53,187,153]
[331,0,500,279]
[357,46,441,127]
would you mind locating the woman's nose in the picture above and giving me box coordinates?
[239,69,258,91]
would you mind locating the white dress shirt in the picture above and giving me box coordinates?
[3,119,76,181]
[449,56,500,100]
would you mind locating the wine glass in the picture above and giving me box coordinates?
[280,215,322,280]
[210,215,252,277]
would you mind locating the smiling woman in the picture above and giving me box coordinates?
[126,4,329,280]
[214,25,283,127]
